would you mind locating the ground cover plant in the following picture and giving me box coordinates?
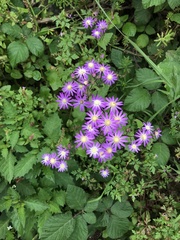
[0,0,180,239]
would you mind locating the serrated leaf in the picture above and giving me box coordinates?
[54,172,74,187]
[16,180,36,196]
[66,185,87,210]
[38,210,52,236]
[68,216,88,240]
[25,36,44,56]
[111,48,123,69]
[170,13,180,24]
[111,201,133,218]
[1,23,22,38]
[84,200,99,212]
[142,0,166,8]
[167,0,180,9]
[7,41,29,67]
[124,87,151,112]
[40,213,75,240]
[14,153,37,178]
[161,128,177,145]
[0,152,16,183]
[10,131,19,148]
[11,208,24,236]
[107,215,130,239]
[25,199,49,212]
[151,91,168,113]
[136,68,161,90]
[43,113,61,141]
[17,204,26,228]
[3,100,17,118]
[0,220,9,239]
[152,143,170,166]
[53,190,66,207]
[83,212,96,224]
[98,32,113,50]
[122,22,136,37]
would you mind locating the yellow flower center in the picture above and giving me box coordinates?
[62,99,67,103]
[105,119,111,126]
[91,146,98,154]
[141,134,147,141]
[113,136,120,143]
[81,136,87,143]
[107,74,113,80]
[94,100,101,106]
[88,62,94,68]
[92,115,98,121]
[107,147,112,153]
[100,66,105,72]
[110,101,116,107]
[50,158,56,164]
[131,144,137,149]
[67,85,72,90]
[79,69,86,75]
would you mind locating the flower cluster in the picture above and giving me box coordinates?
[41,145,69,172]
[82,17,108,39]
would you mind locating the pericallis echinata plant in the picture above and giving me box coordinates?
[41,59,162,179]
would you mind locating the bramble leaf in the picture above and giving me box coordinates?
[68,216,88,240]
[152,143,170,166]
[66,185,87,210]
[25,36,44,56]
[0,152,16,183]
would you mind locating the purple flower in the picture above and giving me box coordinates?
[96,20,108,32]
[82,17,95,28]
[57,145,69,160]
[154,129,162,139]
[86,95,106,111]
[98,149,107,162]
[74,82,87,96]
[112,110,128,127]
[58,160,68,172]
[49,153,60,168]
[62,81,77,96]
[82,123,99,137]
[99,112,117,135]
[102,143,116,160]
[135,129,152,147]
[74,66,89,80]
[142,122,154,133]
[73,95,88,112]
[86,142,101,158]
[95,63,110,75]
[91,28,102,39]
[100,169,110,178]
[106,130,128,150]
[85,110,102,127]
[84,60,98,74]
[105,97,123,113]
[41,153,50,166]
[102,70,118,85]
[128,141,141,153]
[75,131,94,149]
[57,92,72,109]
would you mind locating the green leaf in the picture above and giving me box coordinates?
[168,0,180,9]
[136,34,149,48]
[16,180,36,196]
[142,0,166,8]
[161,128,177,145]
[72,107,86,122]
[107,215,130,239]
[54,172,74,187]
[10,131,19,148]
[136,68,161,90]
[14,153,37,178]
[40,213,75,240]
[3,100,17,118]
[124,87,151,112]
[68,216,88,240]
[25,36,44,56]
[32,70,41,81]
[84,200,99,212]
[98,32,113,50]
[10,69,23,79]
[45,68,63,91]
[11,208,23,236]
[66,185,87,210]
[25,198,49,212]
[96,196,114,212]
[111,201,133,218]
[38,211,52,237]
[0,219,8,239]
[111,48,123,69]
[122,22,137,37]
[83,212,96,224]
[0,152,15,183]
[53,190,66,207]
[17,204,26,228]
[152,143,170,166]
[43,113,61,141]
[151,91,168,113]
[170,13,180,24]
[1,23,22,38]
[7,41,29,67]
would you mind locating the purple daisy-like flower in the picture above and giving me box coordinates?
[73,95,88,112]
[85,110,102,127]
[82,123,99,137]
[95,63,110,75]
[74,66,89,80]
[99,112,117,135]
[142,122,154,134]
[58,160,68,172]
[105,97,123,113]
[84,59,98,74]
[154,129,162,139]
[74,82,87,96]
[112,110,128,127]
[91,28,102,39]
[86,142,101,159]
[62,81,77,96]
[49,153,60,169]
[128,140,141,153]
[75,131,94,149]
[86,95,106,111]
[96,20,108,32]
[106,130,128,150]
[57,145,69,160]
[102,70,118,85]
[100,169,110,178]
[41,153,50,166]
[135,129,152,147]
[57,92,72,109]
[102,143,116,160]
[82,17,95,28]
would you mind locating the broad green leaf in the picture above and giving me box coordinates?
[53,190,66,207]
[40,213,75,240]
[136,34,149,48]
[107,215,130,239]
[122,22,136,37]
[54,172,74,187]
[142,0,166,8]
[32,70,41,81]
[0,152,16,183]
[45,68,64,91]
[10,131,19,148]
[38,211,52,236]
[11,208,23,236]
[145,25,156,35]
[124,87,151,112]
[111,201,133,218]
[10,69,23,79]
[16,180,36,196]
[98,32,113,50]
[96,196,114,212]
[136,68,161,90]
[17,204,26,228]
[49,201,60,213]
[132,0,151,25]
[66,185,87,210]
[3,100,17,118]
[111,48,123,69]
[72,107,86,121]
[7,41,29,67]
[14,153,37,178]
[161,128,177,145]
[168,0,180,9]
[83,212,96,224]
[151,91,168,113]
[84,200,99,212]
[1,23,22,38]
[68,216,88,240]
[25,198,49,212]
[170,13,180,24]
[152,143,170,166]
[43,113,61,141]
[0,220,8,239]
[25,36,44,56]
